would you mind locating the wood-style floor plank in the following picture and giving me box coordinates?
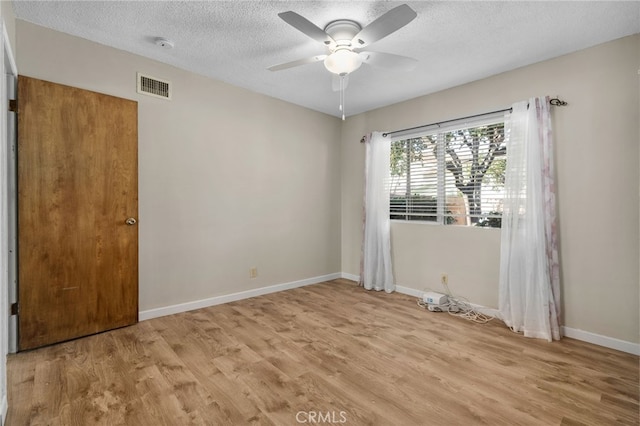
[6,279,639,425]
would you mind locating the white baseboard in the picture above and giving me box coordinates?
[1,394,7,426]
[340,272,360,282]
[395,285,421,298]
[395,283,637,355]
[139,273,341,321]
[139,272,640,356]
[562,326,640,356]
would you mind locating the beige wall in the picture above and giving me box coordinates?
[13,19,640,344]
[16,21,343,311]
[341,35,640,344]
[0,1,15,54]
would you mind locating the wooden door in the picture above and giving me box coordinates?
[17,76,138,350]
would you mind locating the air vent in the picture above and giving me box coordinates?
[137,72,171,100]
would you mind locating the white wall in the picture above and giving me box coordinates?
[15,21,343,313]
[341,34,640,345]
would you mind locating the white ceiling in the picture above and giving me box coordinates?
[11,1,640,118]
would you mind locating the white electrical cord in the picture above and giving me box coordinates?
[417,282,494,324]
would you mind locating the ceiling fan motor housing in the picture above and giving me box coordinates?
[324,20,362,48]
[323,20,364,75]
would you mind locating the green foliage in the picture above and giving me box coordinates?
[486,158,506,189]
[390,194,454,224]
[390,194,436,221]
[390,138,428,177]
[475,211,502,228]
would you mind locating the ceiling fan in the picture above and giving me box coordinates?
[268,4,418,118]
[269,4,418,75]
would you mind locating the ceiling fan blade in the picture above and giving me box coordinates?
[268,55,327,71]
[331,74,349,92]
[359,51,418,71]
[351,4,417,48]
[278,11,335,45]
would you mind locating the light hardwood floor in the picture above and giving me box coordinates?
[6,279,639,425]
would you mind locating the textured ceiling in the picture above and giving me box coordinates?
[11,1,640,118]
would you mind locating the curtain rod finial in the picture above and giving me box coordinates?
[549,97,567,106]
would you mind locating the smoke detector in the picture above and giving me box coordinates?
[154,37,174,49]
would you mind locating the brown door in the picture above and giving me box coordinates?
[17,76,138,350]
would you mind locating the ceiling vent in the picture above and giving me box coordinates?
[137,72,171,100]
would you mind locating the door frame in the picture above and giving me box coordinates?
[4,24,17,356]
[1,18,18,426]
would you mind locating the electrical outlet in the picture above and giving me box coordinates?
[441,273,448,285]
[250,267,258,279]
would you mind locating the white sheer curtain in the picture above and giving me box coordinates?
[359,132,395,293]
[499,97,561,341]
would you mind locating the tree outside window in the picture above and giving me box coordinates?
[389,121,506,227]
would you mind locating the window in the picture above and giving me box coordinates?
[389,119,506,227]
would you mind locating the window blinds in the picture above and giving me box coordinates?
[390,120,506,226]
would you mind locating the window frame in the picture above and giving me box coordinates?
[389,113,507,227]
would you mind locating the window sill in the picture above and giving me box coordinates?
[390,219,502,230]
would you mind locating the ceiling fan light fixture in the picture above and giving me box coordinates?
[324,49,362,75]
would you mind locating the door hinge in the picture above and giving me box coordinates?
[8,99,17,112]
[10,302,19,316]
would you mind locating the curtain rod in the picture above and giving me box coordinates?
[360,97,567,142]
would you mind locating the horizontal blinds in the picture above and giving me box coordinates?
[390,121,506,226]
[390,137,439,221]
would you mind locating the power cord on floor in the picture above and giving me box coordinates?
[416,282,494,324]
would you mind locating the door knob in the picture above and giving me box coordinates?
[125,217,137,226]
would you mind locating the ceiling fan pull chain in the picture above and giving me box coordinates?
[339,75,343,113]
[339,75,343,112]
[340,75,346,120]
